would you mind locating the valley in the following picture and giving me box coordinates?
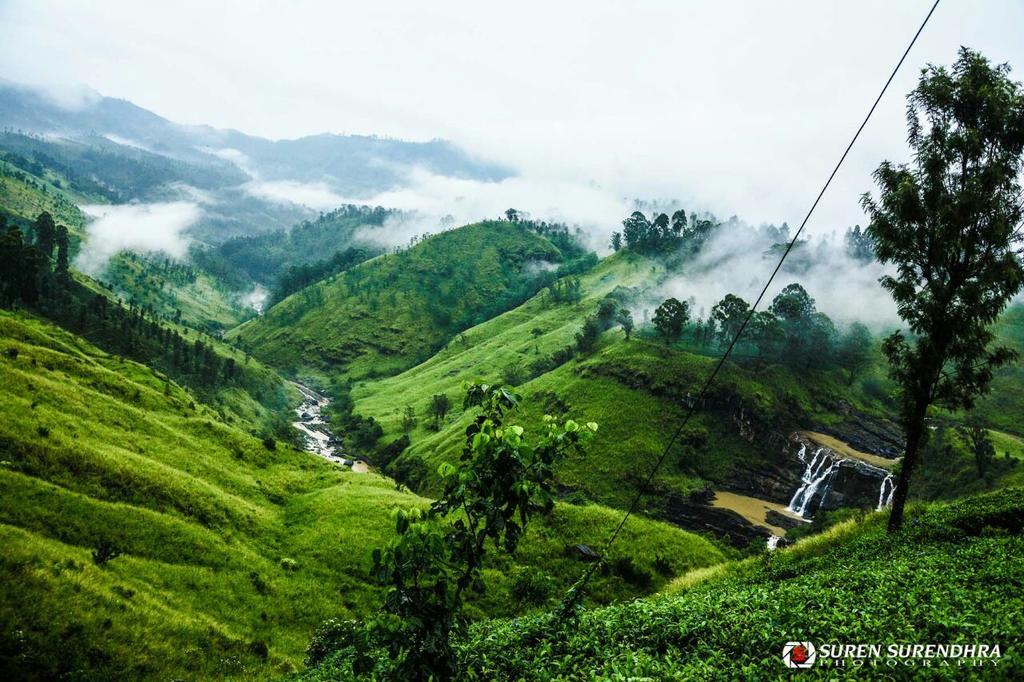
[2,26,1024,679]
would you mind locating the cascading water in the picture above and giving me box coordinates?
[787,447,841,517]
[877,474,896,511]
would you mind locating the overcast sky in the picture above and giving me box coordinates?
[1,0,1022,234]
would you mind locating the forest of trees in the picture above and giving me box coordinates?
[608,209,723,256]
[0,211,282,408]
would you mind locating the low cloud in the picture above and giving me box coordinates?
[198,146,256,176]
[164,181,217,205]
[652,220,898,330]
[348,165,630,250]
[198,145,348,211]
[75,201,201,274]
[103,133,153,152]
[243,179,347,211]
[240,284,269,313]
[338,165,898,329]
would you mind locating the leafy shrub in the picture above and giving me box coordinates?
[248,571,270,595]
[509,568,555,607]
[376,435,409,469]
[653,555,674,577]
[389,454,428,490]
[501,362,526,386]
[248,640,269,661]
[91,539,120,566]
[610,556,652,588]
[306,618,360,667]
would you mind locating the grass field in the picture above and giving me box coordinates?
[441,489,1024,680]
[229,221,567,382]
[100,251,254,332]
[0,309,726,679]
[351,250,885,516]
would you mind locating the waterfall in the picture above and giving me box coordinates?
[787,448,840,517]
[877,475,896,511]
[766,535,781,550]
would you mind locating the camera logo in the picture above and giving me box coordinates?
[782,642,817,668]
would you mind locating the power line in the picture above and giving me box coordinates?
[566,0,941,601]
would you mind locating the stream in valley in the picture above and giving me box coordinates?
[292,382,367,473]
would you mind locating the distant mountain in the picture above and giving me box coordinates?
[0,82,508,187]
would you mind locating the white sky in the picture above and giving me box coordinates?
[1,0,1022,233]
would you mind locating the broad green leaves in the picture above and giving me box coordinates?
[328,381,595,680]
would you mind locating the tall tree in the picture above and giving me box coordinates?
[55,224,70,278]
[651,212,670,240]
[961,417,996,480]
[33,212,57,261]
[769,283,820,363]
[861,48,1024,532]
[609,231,622,252]
[670,209,687,235]
[838,322,873,385]
[710,293,750,347]
[617,308,634,340]
[844,224,875,262]
[428,393,452,429]
[653,297,689,344]
[621,211,650,249]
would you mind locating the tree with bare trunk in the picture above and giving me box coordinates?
[862,48,1024,532]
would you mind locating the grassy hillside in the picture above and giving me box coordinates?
[229,221,568,381]
[446,489,1024,680]
[208,204,394,286]
[299,489,1024,680]
[101,251,254,333]
[352,251,886,515]
[973,303,1024,437]
[0,309,725,680]
[0,159,91,240]
[1,152,253,333]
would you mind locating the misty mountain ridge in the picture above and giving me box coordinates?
[0,79,509,239]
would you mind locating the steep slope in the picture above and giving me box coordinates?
[0,158,90,239]
[349,251,902,548]
[301,489,1024,679]
[229,221,566,381]
[973,303,1024,436]
[0,82,508,198]
[456,489,1024,680]
[0,310,727,680]
[1,146,255,331]
[204,204,394,288]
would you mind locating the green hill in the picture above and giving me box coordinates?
[350,252,879,518]
[1,149,254,333]
[206,204,395,287]
[0,309,726,680]
[301,488,1024,679]
[229,221,571,381]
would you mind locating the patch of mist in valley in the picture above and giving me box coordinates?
[199,145,347,211]
[649,219,899,330]
[342,166,632,251]
[322,165,898,331]
[240,284,269,313]
[75,201,202,275]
